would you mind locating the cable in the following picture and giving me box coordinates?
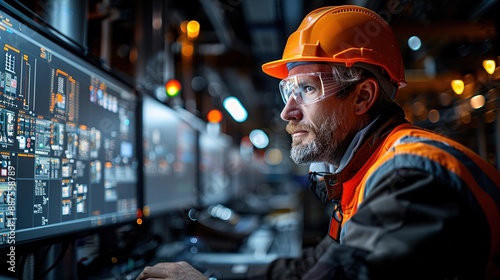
[35,245,53,273]
[35,241,70,279]
[17,253,25,280]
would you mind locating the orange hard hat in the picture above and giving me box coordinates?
[262,5,406,89]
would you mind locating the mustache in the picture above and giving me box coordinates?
[286,123,312,134]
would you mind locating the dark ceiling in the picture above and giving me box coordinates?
[85,0,500,143]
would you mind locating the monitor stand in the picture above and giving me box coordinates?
[20,239,77,280]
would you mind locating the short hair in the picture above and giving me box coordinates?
[330,64,394,120]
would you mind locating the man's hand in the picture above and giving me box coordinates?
[135,261,208,280]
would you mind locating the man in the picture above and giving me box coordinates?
[137,5,500,280]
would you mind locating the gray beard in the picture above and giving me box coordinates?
[289,141,320,165]
[289,117,336,165]
[289,112,349,166]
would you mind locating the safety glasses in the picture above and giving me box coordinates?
[279,72,357,105]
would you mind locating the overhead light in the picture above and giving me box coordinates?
[482,59,496,75]
[470,95,485,109]
[408,35,422,51]
[451,79,464,95]
[223,96,248,122]
[187,20,200,39]
[249,129,269,149]
[207,109,223,123]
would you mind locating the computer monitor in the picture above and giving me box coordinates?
[0,4,140,248]
[198,131,232,206]
[141,93,198,218]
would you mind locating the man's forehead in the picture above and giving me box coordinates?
[288,63,331,75]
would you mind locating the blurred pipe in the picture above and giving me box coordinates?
[470,0,498,19]
[38,0,88,50]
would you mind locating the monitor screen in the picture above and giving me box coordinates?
[0,6,139,247]
[198,131,232,206]
[142,93,197,217]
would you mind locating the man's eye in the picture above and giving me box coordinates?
[304,86,315,93]
[301,85,318,98]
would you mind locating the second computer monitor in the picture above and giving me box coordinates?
[142,94,198,217]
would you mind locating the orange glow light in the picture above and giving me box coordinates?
[187,20,200,39]
[483,59,496,75]
[451,79,464,95]
[207,109,223,123]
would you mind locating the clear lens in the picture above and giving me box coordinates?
[279,72,354,105]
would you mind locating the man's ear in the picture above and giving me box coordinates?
[353,77,379,115]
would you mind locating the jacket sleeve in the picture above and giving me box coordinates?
[290,168,488,279]
[265,234,336,279]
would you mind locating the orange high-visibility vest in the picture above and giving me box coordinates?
[327,123,500,278]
